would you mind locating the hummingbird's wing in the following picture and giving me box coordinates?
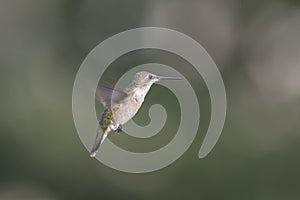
[95,84,128,106]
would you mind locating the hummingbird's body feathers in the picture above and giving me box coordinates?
[98,107,116,131]
[112,91,144,125]
[90,71,182,157]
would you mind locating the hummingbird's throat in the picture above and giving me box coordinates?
[135,85,152,99]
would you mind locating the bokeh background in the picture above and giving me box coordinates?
[1,0,300,199]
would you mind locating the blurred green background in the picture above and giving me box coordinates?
[1,0,300,199]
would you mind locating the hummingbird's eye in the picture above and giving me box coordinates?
[148,75,153,80]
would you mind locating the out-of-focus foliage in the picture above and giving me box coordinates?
[1,0,300,199]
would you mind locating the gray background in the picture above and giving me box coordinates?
[1,0,300,199]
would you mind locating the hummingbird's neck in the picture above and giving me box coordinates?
[126,83,152,100]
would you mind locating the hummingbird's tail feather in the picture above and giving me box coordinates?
[90,127,109,158]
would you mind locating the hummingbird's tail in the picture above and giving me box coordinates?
[90,126,109,158]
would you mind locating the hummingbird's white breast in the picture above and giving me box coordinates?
[113,85,152,126]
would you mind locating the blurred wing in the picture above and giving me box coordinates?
[95,84,127,106]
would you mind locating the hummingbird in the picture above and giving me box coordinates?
[90,71,181,157]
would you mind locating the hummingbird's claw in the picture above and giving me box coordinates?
[116,125,122,133]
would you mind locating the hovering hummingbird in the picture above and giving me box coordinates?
[90,71,181,157]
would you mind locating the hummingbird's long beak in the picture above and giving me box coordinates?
[158,76,182,80]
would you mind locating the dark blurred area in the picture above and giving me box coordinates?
[1,0,300,199]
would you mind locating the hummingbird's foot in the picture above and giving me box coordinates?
[116,125,122,133]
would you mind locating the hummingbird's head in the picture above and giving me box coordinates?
[132,71,159,87]
[131,71,181,89]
